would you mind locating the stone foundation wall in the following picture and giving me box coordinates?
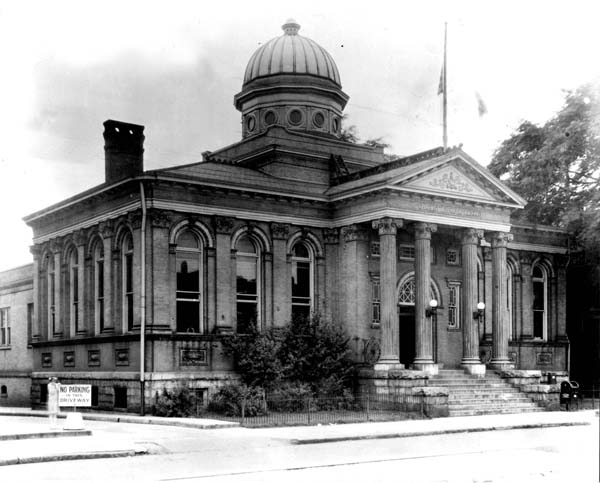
[496,369,565,410]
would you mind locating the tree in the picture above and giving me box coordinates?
[488,83,600,246]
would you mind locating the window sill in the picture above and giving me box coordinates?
[0,346,11,350]
[446,327,461,332]
[370,323,381,329]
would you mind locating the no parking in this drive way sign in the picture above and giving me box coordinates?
[58,384,92,407]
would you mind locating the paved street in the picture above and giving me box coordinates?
[0,414,597,482]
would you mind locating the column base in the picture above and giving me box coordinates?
[461,361,486,377]
[374,359,404,371]
[411,361,439,375]
[487,359,515,370]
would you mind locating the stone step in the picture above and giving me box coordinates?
[448,396,533,404]
[449,408,544,417]
[448,400,539,408]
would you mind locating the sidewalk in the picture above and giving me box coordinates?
[0,407,596,466]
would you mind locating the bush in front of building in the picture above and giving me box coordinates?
[207,384,266,417]
[152,385,201,417]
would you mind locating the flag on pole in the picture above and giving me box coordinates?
[437,64,445,96]
[475,91,488,117]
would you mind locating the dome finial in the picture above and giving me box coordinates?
[282,18,300,35]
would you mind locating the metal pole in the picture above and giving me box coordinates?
[139,181,147,416]
[442,22,448,150]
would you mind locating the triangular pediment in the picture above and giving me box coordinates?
[401,164,495,201]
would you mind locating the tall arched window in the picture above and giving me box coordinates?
[236,235,260,333]
[532,264,547,340]
[68,247,80,333]
[47,255,56,335]
[506,262,514,341]
[93,241,105,332]
[122,233,134,331]
[176,230,202,333]
[291,241,313,320]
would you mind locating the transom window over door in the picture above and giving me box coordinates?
[532,264,547,340]
[236,235,259,333]
[291,241,313,320]
[176,230,202,333]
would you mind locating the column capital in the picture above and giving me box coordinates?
[72,229,87,247]
[49,238,63,254]
[414,222,437,240]
[461,228,484,245]
[555,254,569,269]
[29,244,43,259]
[98,219,114,238]
[323,228,339,244]
[372,217,402,236]
[519,251,534,265]
[342,224,369,242]
[213,216,235,235]
[482,246,492,261]
[149,209,174,229]
[489,231,513,248]
[270,222,290,240]
[127,210,143,229]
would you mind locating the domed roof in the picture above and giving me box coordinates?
[243,19,341,87]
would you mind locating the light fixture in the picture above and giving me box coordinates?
[473,301,486,320]
[426,299,438,318]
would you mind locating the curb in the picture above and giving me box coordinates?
[0,430,92,441]
[290,421,592,445]
[0,448,148,467]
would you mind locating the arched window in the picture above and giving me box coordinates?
[291,241,313,320]
[507,262,514,341]
[236,235,260,333]
[532,264,547,340]
[0,385,7,398]
[121,233,134,331]
[93,241,105,332]
[47,255,56,335]
[176,230,202,333]
[68,247,80,333]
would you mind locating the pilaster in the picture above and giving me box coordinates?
[271,222,290,328]
[73,230,86,336]
[519,252,533,340]
[214,216,235,333]
[323,228,339,323]
[29,245,42,341]
[99,221,114,333]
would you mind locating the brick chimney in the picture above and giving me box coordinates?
[103,119,145,183]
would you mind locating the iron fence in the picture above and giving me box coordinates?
[212,393,428,427]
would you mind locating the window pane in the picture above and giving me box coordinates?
[292,261,310,297]
[533,281,544,310]
[125,254,133,292]
[177,231,198,249]
[237,255,257,295]
[237,236,255,254]
[293,243,309,258]
[237,303,257,334]
[177,256,200,293]
[533,266,543,279]
[533,311,544,338]
[177,301,200,332]
[97,261,104,295]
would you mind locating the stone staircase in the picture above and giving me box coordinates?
[431,369,544,417]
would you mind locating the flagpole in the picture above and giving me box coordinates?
[442,22,448,150]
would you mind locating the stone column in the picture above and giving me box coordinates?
[99,221,114,333]
[489,231,514,369]
[271,223,290,328]
[74,230,87,335]
[214,216,235,333]
[461,228,486,375]
[323,228,339,323]
[372,217,402,368]
[29,245,42,341]
[413,222,438,375]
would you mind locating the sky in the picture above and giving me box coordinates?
[0,0,599,271]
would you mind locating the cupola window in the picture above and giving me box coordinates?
[288,109,303,125]
[264,111,277,126]
[246,115,256,133]
[313,111,325,128]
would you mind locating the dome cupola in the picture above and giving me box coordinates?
[234,20,349,139]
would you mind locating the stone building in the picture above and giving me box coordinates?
[0,264,34,406]
[16,20,570,411]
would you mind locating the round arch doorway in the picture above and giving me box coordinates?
[397,272,440,367]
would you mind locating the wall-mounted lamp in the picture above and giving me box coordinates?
[473,301,486,320]
[425,299,438,318]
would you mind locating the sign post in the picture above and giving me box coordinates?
[59,384,91,430]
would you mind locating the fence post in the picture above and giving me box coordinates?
[306,397,311,425]
[241,396,246,426]
[366,392,370,422]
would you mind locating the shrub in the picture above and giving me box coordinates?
[207,384,266,417]
[267,381,313,412]
[152,385,199,417]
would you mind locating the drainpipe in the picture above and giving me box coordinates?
[139,181,147,415]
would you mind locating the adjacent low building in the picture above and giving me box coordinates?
[1,20,571,412]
